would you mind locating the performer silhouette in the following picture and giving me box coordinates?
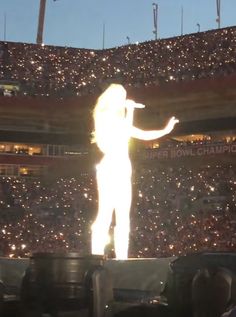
[91,84,179,259]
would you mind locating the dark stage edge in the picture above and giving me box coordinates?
[0,256,175,301]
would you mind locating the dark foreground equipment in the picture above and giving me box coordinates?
[20,252,113,317]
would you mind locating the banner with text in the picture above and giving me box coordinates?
[145,143,236,160]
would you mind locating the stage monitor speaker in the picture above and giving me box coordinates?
[0,280,4,315]
[163,252,236,317]
[20,252,113,317]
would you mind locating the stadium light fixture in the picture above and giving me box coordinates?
[152,3,158,40]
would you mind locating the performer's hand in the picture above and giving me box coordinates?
[165,116,179,134]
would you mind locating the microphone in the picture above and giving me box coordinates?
[126,99,145,109]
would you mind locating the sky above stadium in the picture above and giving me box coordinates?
[0,0,236,49]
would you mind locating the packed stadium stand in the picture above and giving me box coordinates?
[1,26,236,97]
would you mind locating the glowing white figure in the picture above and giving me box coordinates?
[91,84,179,260]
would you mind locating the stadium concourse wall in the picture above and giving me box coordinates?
[0,73,236,142]
[0,153,98,178]
[0,74,235,177]
[128,74,236,133]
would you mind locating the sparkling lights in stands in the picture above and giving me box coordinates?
[0,27,236,97]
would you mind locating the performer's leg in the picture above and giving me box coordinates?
[114,177,132,260]
[91,171,114,255]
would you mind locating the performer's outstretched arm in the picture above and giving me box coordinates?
[131,116,179,141]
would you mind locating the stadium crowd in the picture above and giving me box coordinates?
[0,163,235,258]
[0,26,236,97]
[0,23,235,259]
